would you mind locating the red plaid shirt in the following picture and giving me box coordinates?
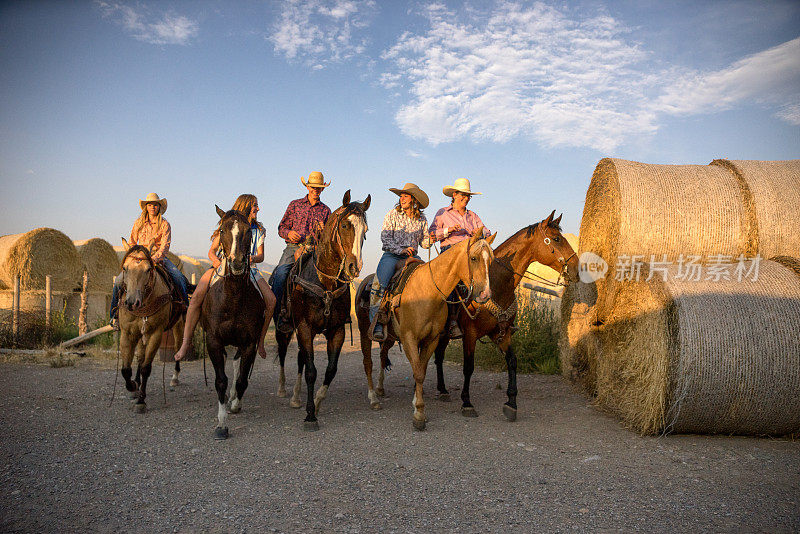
[277,196,331,242]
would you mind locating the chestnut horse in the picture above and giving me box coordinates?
[432,211,579,421]
[356,232,496,430]
[276,191,370,431]
[118,241,186,413]
[203,206,266,440]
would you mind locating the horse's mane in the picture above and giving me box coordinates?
[121,244,155,269]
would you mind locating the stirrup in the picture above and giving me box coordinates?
[370,322,386,342]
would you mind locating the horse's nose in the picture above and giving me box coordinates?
[475,286,492,304]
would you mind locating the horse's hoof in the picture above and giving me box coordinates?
[128,391,138,399]
[461,406,478,418]
[277,388,287,398]
[214,426,229,440]
[133,403,147,414]
[170,378,179,387]
[289,399,302,409]
[370,402,382,411]
[503,404,518,422]
[437,393,451,402]
[376,388,385,397]
[303,420,320,432]
[228,403,241,414]
[412,419,426,431]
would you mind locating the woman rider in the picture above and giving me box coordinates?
[428,178,490,338]
[369,183,431,341]
[174,194,277,361]
[110,193,189,327]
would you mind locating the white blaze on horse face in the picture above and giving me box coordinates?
[348,213,367,271]
[230,220,241,260]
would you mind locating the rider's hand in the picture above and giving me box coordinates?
[471,226,484,237]
[405,247,415,257]
[287,230,302,243]
[450,224,462,233]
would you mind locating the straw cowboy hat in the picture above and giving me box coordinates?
[389,183,429,209]
[443,178,481,197]
[300,171,330,189]
[139,192,167,214]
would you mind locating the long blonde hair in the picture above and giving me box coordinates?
[395,198,423,220]
[137,202,163,227]
[211,194,263,240]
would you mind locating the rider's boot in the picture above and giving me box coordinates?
[369,287,386,342]
[447,302,463,339]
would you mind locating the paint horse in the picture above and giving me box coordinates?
[433,211,579,421]
[118,241,187,413]
[356,232,496,430]
[203,206,266,440]
[276,190,369,431]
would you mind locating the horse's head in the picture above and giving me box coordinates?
[215,205,252,276]
[322,190,370,280]
[120,238,157,312]
[465,231,497,304]
[524,210,579,283]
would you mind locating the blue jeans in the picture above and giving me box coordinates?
[376,251,420,290]
[270,244,301,305]
[109,257,188,319]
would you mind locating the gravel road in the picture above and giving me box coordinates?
[1,340,798,533]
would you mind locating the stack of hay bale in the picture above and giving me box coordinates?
[73,238,119,291]
[561,158,800,435]
[0,228,83,292]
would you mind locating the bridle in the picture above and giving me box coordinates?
[494,222,576,288]
[429,237,485,307]
[120,246,165,316]
[314,204,366,284]
[218,215,252,279]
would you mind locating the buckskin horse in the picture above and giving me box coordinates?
[117,240,187,413]
[433,211,579,421]
[356,232,496,430]
[203,206,266,440]
[276,190,370,431]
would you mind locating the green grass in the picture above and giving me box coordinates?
[0,305,79,349]
[444,302,561,375]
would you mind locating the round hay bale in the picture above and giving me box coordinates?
[74,238,119,292]
[0,228,83,292]
[558,281,600,394]
[711,159,800,259]
[579,158,750,318]
[597,259,800,436]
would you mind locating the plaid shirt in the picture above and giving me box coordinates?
[381,209,431,255]
[277,196,331,242]
[130,217,171,262]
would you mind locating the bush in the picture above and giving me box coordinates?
[0,305,79,349]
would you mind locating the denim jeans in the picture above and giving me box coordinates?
[109,257,188,319]
[270,244,301,305]
[376,251,420,290]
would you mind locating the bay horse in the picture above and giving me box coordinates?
[356,232,496,430]
[276,190,370,431]
[203,206,266,440]
[117,240,186,413]
[433,211,579,421]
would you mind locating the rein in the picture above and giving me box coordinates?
[427,240,476,307]
[493,222,576,288]
[120,248,170,317]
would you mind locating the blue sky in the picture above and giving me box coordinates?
[1,0,798,274]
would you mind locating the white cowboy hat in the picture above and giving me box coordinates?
[443,178,481,197]
[139,192,167,214]
[300,171,330,189]
[389,182,429,209]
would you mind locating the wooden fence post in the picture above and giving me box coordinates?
[45,275,52,330]
[78,269,88,336]
[12,275,20,346]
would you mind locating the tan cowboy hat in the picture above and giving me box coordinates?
[389,182,429,209]
[139,192,167,214]
[300,171,330,189]
[443,178,481,197]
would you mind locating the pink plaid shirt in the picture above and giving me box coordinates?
[130,217,171,262]
[429,206,490,249]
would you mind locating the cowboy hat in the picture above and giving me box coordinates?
[443,178,481,197]
[139,192,167,214]
[300,171,330,189]
[389,182,429,209]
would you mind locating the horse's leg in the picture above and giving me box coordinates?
[119,329,140,395]
[500,335,518,422]
[401,333,428,431]
[134,330,162,413]
[171,319,184,387]
[360,316,380,410]
[461,326,479,417]
[276,329,292,397]
[376,339,393,397]
[434,334,451,401]
[289,336,305,408]
[296,323,318,431]
[208,340,229,440]
[228,352,240,411]
[315,326,344,415]
[230,344,257,414]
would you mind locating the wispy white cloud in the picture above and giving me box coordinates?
[405,149,423,158]
[379,1,800,151]
[97,1,198,45]
[269,0,376,67]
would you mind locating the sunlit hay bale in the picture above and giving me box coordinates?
[579,158,750,320]
[598,260,800,436]
[771,255,800,277]
[559,281,601,394]
[0,228,83,292]
[74,238,119,291]
[178,254,203,282]
[711,159,800,259]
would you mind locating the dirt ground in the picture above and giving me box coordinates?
[0,341,797,533]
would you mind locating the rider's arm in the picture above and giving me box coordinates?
[380,210,405,255]
[251,227,265,264]
[208,234,222,269]
[129,219,141,246]
[151,220,170,263]
[428,208,450,242]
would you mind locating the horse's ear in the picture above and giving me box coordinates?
[342,189,351,206]
[361,194,371,211]
[544,210,555,226]
[486,232,497,246]
[121,237,131,251]
[554,213,563,226]
[468,231,480,250]
[215,204,226,219]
